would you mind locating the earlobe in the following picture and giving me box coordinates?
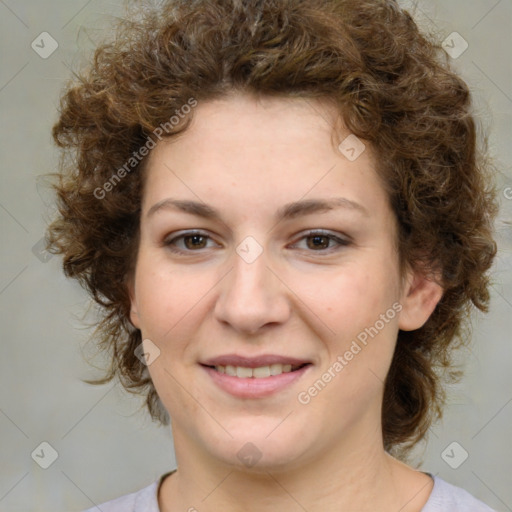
[126,278,141,329]
[129,302,141,329]
[398,268,444,331]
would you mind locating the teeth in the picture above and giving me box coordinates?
[225,365,236,376]
[253,366,270,378]
[236,366,253,378]
[214,363,299,378]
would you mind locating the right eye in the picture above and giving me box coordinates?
[163,230,220,254]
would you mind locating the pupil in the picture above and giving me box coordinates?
[186,235,205,249]
[309,235,328,250]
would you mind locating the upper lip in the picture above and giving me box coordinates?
[201,354,312,368]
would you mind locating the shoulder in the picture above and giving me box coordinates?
[422,475,496,512]
[81,480,159,512]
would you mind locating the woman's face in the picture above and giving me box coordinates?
[129,92,438,471]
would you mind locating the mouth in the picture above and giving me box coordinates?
[201,362,311,378]
[199,355,313,398]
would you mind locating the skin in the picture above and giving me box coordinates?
[128,92,443,512]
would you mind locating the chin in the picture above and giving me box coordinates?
[201,424,314,473]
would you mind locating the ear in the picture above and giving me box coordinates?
[126,276,141,329]
[398,266,444,331]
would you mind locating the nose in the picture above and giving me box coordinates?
[214,244,291,335]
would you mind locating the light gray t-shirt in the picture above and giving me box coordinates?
[83,472,496,511]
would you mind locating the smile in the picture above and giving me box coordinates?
[212,363,306,378]
[201,363,312,398]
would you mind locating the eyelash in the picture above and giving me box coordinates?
[163,230,351,255]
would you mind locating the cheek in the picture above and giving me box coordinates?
[146,361,210,439]
[295,257,401,382]
[133,253,209,339]
[297,265,392,335]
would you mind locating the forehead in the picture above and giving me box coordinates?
[141,93,389,222]
[163,92,343,156]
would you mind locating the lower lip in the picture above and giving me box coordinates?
[201,365,312,398]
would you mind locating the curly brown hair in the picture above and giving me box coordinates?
[47,0,498,457]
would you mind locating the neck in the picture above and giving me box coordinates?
[160,429,432,512]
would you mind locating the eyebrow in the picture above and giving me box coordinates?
[146,197,368,222]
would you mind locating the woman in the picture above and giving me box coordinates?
[47,0,498,510]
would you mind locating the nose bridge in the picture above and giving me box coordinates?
[214,239,289,333]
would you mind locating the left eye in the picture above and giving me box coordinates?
[164,230,350,254]
[291,230,351,252]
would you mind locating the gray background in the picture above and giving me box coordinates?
[0,1,511,510]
